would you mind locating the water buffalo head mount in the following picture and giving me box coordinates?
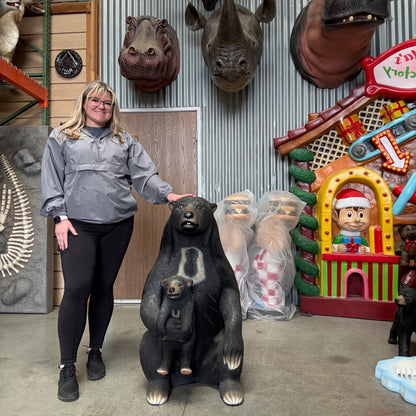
[185,0,276,93]
[290,0,390,89]
[118,15,180,93]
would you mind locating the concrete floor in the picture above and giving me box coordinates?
[0,305,415,416]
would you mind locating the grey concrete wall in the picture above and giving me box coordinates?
[0,126,53,313]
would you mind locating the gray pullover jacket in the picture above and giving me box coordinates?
[40,126,173,224]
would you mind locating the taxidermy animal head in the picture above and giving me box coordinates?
[290,0,390,89]
[118,15,180,92]
[0,1,42,63]
[202,0,219,11]
[185,0,276,92]
[0,1,21,18]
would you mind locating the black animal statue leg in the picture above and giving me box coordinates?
[219,378,244,406]
[146,379,171,406]
[388,322,398,344]
[157,341,176,376]
[388,309,400,344]
[217,332,244,406]
[180,337,195,375]
[140,331,171,405]
[398,329,412,357]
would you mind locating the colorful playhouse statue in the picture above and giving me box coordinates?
[274,38,416,320]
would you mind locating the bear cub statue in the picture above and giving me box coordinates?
[395,224,416,267]
[156,275,195,377]
[140,196,244,406]
[388,285,416,356]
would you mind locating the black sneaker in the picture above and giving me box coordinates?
[58,364,79,402]
[86,347,106,380]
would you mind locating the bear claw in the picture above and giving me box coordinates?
[146,379,171,406]
[219,379,244,406]
[221,390,244,406]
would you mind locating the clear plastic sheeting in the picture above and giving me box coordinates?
[246,191,305,321]
[216,190,305,321]
[215,190,257,319]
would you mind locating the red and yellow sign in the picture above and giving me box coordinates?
[362,39,416,100]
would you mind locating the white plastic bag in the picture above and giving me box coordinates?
[246,191,305,321]
[215,190,257,319]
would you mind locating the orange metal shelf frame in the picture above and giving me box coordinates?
[0,58,48,108]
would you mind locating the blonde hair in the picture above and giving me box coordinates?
[57,80,126,143]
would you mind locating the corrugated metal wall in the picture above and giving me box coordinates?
[101,0,416,203]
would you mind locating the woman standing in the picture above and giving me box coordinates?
[40,80,191,402]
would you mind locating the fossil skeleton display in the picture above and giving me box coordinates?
[0,154,34,277]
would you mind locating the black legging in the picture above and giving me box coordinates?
[58,217,134,365]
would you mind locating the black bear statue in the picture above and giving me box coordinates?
[140,196,244,406]
[388,285,416,356]
[156,275,195,377]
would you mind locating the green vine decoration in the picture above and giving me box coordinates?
[289,148,320,296]
[290,185,317,206]
[298,213,319,230]
[292,228,319,254]
[289,164,316,184]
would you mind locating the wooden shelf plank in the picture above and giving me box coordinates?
[0,58,48,107]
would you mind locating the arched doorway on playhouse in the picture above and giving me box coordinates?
[302,166,400,320]
[344,268,369,299]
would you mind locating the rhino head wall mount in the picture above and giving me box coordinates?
[185,0,276,93]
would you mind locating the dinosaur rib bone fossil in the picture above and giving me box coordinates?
[0,154,34,277]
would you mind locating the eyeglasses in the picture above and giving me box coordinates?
[87,96,113,109]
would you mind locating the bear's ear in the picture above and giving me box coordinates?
[210,203,217,213]
[161,279,168,288]
[169,201,176,211]
[187,279,193,288]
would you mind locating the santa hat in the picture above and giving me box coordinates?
[333,189,370,210]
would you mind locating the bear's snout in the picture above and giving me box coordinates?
[395,295,406,306]
[181,206,198,229]
[184,211,194,220]
[166,285,181,298]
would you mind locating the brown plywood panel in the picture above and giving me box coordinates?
[19,13,86,35]
[51,13,86,33]
[0,102,41,120]
[49,83,85,101]
[15,33,85,51]
[114,111,198,300]
[50,117,69,127]
[13,50,43,69]
[0,87,35,103]
[48,100,79,118]
[52,33,86,51]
